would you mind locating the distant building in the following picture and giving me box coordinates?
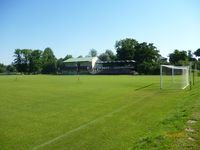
[63,57,135,75]
[63,57,98,74]
[95,60,135,74]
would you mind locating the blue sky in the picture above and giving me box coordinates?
[0,0,200,64]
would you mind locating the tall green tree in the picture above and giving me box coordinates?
[41,47,57,74]
[194,48,200,58]
[88,49,98,57]
[105,50,116,61]
[98,53,110,61]
[134,42,160,74]
[57,58,65,74]
[115,38,138,60]
[21,49,32,73]
[29,50,42,74]
[0,63,6,73]
[188,50,193,61]
[169,50,188,65]
[98,50,116,61]
[13,49,32,73]
[6,64,16,72]
[187,50,196,61]
[63,54,73,61]
[13,49,23,73]
[78,55,83,58]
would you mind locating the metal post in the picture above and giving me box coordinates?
[77,62,80,80]
[160,65,162,89]
[190,62,192,90]
[171,67,174,89]
[193,62,197,86]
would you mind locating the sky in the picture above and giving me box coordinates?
[0,0,200,64]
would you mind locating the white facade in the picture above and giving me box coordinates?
[91,57,98,68]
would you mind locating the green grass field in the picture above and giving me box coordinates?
[0,75,200,150]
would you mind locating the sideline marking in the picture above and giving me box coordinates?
[33,93,156,150]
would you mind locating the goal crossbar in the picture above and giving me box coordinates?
[161,65,189,70]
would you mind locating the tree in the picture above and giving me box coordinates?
[169,50,188,65]
[98,53,110,61]
[98,50,116,61]
[77,55,83,58]
[63,54,73,61]
[159,56,168,64]
[13,49,32,73]
[115,38,138,60]
[88,49,97,57]
[41,47,57,74]
[13,49,23,73]
[6,64,16,72]
[188,50,193,61]
[29,50,42,74]
[134,43,159,63]
[56,58,65,74]
[21,49,32,73]
[188,50,196,62]
[0,63,6,73]
[194,48,200,58]
[134,42,160,74]
[105,50,116,60]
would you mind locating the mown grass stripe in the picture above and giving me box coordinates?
[33,93,156,150]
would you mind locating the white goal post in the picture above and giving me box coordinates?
[160,65,189,89]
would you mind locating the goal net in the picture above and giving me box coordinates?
[160,65,189,89]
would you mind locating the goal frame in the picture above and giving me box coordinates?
[160,65,189,90]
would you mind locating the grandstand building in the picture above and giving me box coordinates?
[63,57,98,74]
[63,57,135,75]
[95,60,135,74]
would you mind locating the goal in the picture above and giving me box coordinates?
[160,65,189,89]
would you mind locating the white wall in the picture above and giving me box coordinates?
[92,57,98,68]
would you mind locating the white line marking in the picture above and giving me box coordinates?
[33,94,154,150]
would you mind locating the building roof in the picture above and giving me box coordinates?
[63,57,95,63]
[97,60,135,64]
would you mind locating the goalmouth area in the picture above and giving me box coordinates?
[0,75,200,149]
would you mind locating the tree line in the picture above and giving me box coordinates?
[0,38,200,74]
[97,38,200,74]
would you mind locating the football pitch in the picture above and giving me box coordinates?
[0,75,200,150]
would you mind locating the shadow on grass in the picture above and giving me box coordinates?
[135,84,154,91]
